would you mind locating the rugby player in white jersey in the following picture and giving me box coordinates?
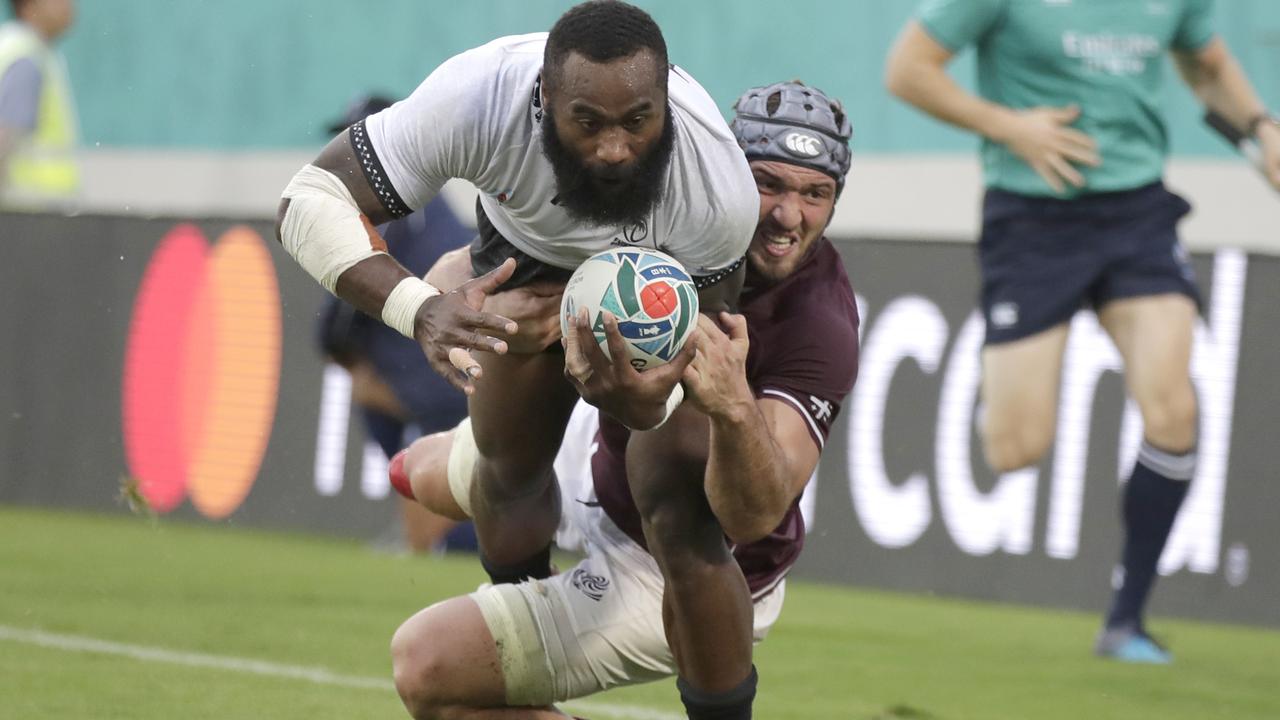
[385,82,860,720]
[275,2,759,716]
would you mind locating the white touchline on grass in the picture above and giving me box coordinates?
[0,625,681,720]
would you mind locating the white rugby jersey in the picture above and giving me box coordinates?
[364,33,757,277]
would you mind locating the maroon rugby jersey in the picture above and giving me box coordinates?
[591,238,860,597]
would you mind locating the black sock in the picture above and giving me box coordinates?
[480,543,552,585]
[1106,442,1194,631]
[677,666,757,720]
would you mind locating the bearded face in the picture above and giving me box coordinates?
[539,49,675,228]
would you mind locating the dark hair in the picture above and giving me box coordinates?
[11,0,31,15]
[543,1,668,93]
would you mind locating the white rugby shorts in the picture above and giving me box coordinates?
[459,402,786,706]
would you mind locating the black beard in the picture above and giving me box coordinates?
[540,103,675,228]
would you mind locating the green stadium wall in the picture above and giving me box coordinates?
[8,0,1279,154]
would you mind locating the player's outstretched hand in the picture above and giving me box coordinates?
[681,312,754,418]
[563,307,694,430]
[425,249,565,353]
[485,280,565,354]
[413,258,519,394]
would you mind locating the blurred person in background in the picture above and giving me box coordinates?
[886,0,1280,664]
[0,0,77,211]
[316,95,478,554]
[381,81,858,720]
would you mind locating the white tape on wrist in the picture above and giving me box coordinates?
[382,276,441,339]
[650,382,685,430]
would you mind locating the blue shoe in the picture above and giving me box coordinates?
[1094,626,1172,664]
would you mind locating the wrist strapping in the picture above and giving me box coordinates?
[649,382,685,430]
[381,276,440,339]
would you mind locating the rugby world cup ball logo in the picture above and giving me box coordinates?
[121,224,282,519]
[560,248,699,370]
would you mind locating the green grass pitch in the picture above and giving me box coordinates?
[2,506,1277,719]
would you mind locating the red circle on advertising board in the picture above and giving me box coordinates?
[121,224,281,518]
[121,224,208,513]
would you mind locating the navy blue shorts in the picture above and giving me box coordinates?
[979,182,1200,345]
[470,198,575,291]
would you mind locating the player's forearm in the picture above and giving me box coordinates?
[276,166,429,338]
[703,400,793,545]
[885,42,1015,145]
[332,254,416,322]
[1178,42,1268,133]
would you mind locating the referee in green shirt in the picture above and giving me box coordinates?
[886,0,1280,663]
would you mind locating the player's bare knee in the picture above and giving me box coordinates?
[390,618,454,717]
[981,425,1050,473]
[632,473,704,532]
[629,435,710,524]
[476,456,555,502]
[405,433,456,516]
[639,495,731,573]
[471,416,566,469]
[1139,385,1198,452]
[652,534,736,585]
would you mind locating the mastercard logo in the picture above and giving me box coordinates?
[122,224,282,519]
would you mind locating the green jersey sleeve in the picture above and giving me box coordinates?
[916,0,1008,53]
[1172,0,1215,51]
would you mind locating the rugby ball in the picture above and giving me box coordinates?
[560,248,700,370]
